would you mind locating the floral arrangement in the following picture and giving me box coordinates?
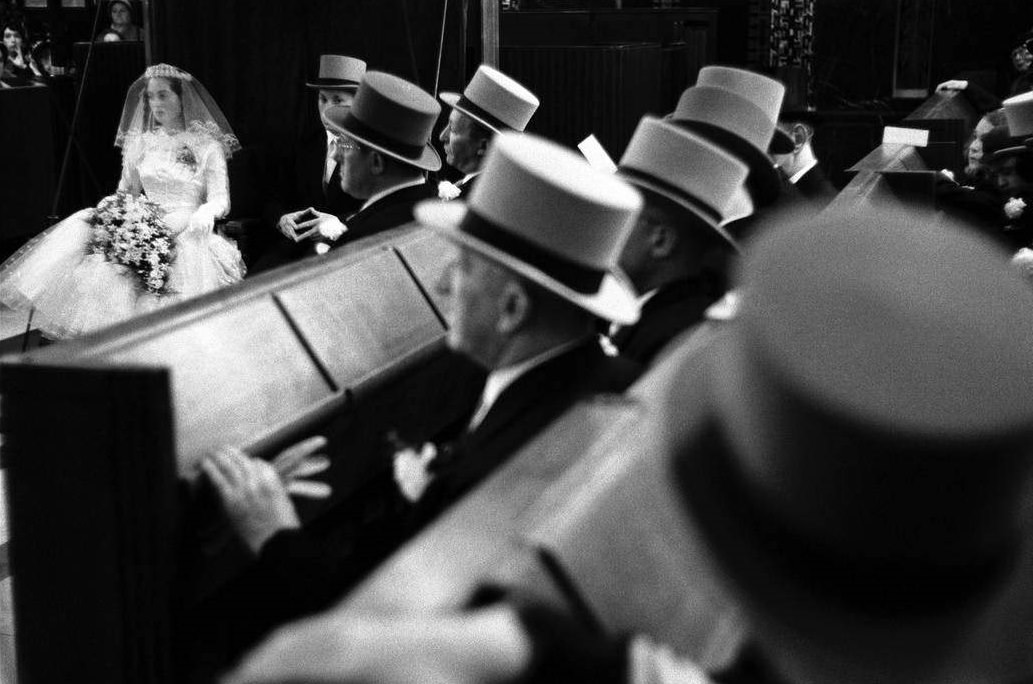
[1005,196,1027,221]
[437,180,462,201]
[175,144,198,173]
[88,191,176,296]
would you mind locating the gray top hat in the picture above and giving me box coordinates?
[306,55,367,90]
[440,64,540,133]
[323,71,442,172]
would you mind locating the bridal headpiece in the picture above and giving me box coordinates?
[115,63,241,158]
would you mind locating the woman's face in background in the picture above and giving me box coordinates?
[3,28,24,54]
[147,77,183,129]
[110,3,131,26]
[1012,46,1033,74]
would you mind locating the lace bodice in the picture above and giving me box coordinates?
[118,129,230,225]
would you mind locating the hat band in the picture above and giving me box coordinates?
[312,77,360,87]
[340,112,426,160]
[460,210,605,294]
[456,95,511,132]
[618,168,722,224]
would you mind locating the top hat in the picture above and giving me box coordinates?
[660,205,1033,683]
[323,71,441,172]
[306,55,366,90]
[440,64,540,134]
[618,116,749,249]
[670,66,786,208]
[982,122,1031,162]
[415,132,643,324]
[1003,90,1033,142]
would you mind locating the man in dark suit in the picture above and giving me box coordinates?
[437,64,539,198]
[251,55,366,273]
[200,131,643,639]
[606,115,749,366]
[770,120,837,208]
[307,71,443,249]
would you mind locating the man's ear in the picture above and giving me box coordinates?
[369,149,386,176]
[496,278,532,335]
[648,221,678,259]
[790,123,812,153]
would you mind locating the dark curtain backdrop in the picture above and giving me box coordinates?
[152,0,469,166]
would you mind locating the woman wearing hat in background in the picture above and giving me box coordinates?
[97,0,142,41]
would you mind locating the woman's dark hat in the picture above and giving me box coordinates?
[670,66,786,208]
[322,71,442,172]
[306,55,366,90]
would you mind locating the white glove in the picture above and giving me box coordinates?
[935,79,968,92]
[187,205,217,235]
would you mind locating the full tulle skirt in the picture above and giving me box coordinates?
[0,209,245,339]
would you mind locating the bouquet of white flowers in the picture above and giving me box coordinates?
[88,192,176,296]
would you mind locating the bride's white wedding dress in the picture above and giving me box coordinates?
[0,127,245,339]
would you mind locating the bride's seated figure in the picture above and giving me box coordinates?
[0,63,246,339]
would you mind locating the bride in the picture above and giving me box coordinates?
[0,63,245,339]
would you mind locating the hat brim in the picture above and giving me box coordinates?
[440,91,507,135]
[676,120,782,208]
[619,173,742,252]
[415,201,640,324]
[327,119,442,172]
[660,332,1033,684]
[991,144,1032,161]
[306,79,361,90]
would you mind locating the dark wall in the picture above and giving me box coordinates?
[813,0,1033,106]
[152,0,467,158]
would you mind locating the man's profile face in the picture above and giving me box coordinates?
[318,88,355,120]
[995,156,1033,194]
[334,137,375,199]
[437,247,506,367]
[439,110,486,175]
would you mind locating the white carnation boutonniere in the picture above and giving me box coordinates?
[392,440,438,503]
[437,180,462,201]
[1005,197,1027,224]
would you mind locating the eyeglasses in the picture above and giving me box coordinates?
[331,137,360,152]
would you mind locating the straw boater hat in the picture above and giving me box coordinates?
[618,116,750,250]
[323,71,441,172]
[306,54,367,90]
[440,64,540,134]
[661,206,1033,683]
[416,132,643,324]
[670,66,786,207]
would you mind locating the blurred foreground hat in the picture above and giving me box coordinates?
[306,54,366,90]
[440,64,540,133]
[1003,90,1033,146]
[323,71,441,172]
[670,66,786,207]
[664,205,1033,683]
[416,132,643,324]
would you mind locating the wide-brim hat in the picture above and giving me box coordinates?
[983,123,1031,162]
[661,205,1033,683]
[440,64,540,134]
[670,66,786,208]
[306,54,366,90]
[415,132,642,324]
[323,71,441,172]
[618,116,749,250]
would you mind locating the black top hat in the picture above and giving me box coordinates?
[323,71,441,172]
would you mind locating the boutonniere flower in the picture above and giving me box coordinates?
[437,180,462,201]
[392,441,438,503]
[175,144,198,172]
[1005,197,1027,221]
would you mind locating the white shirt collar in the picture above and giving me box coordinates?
[360,177,426,212]
[788,159,819,185]
[324,130,336,183]
[458,171,481,187]
[468,338,584,431]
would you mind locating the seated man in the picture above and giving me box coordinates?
[607,115,749,365]
[224,203,1033,684]
[200,131,643,640]
[437,64,539,197]
[769,118,837,207]
[251,55,366,273]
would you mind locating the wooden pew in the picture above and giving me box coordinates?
[337,88,984,673]
[0,225,479,684]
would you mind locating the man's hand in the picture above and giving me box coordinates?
[276,210,301,240]
[296,209,347,242]
[201,436,332,553]
[221,605,533,684]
